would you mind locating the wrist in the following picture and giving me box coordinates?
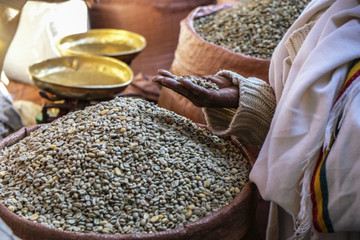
[204,70,277,146]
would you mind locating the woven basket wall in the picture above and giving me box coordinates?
[158,4,270,123]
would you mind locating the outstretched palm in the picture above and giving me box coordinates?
[152,70,239,108]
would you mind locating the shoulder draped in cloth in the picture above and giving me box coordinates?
[249,0,360,238]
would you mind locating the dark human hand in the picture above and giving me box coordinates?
[152,69,239,108]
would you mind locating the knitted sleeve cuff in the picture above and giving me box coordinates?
[203,70,276,146]
[286,20,315,63]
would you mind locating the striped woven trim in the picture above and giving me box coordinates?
[335,60,360,102]
[310,136,335,232]
[310,59,360,233]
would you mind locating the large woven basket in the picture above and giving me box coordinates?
[0,125,258,240]
[158,4,270,124]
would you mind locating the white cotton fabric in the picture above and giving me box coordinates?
[0,218,19,240]
[3,0,89,85]
[324,85,360,231]
[249,0,360,238]
[0,0,25,140]
[0,0,26,73]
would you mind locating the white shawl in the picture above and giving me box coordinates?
[249,0,360,237]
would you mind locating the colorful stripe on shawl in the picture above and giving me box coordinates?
[310,59,360,233]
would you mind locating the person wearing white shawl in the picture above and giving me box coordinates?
[251,0,360,239]
[153,0,360,239]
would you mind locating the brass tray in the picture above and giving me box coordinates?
[28,55,133,100]
[56,29,146,64]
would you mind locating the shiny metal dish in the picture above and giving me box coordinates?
[28,55,133,100]
[56,29,146,64]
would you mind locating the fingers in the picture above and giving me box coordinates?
[153,71,221,107]
[152,75,195,98]
[152,75,180,88]
[177,77,212,96]
[177,78,217,107]
[153,73,206,95]
[203,75,233,88]
[157,69,177,78]
[152,75,211,107]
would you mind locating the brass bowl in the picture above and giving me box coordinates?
[56,29,146,64]
[28,55,133,100]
